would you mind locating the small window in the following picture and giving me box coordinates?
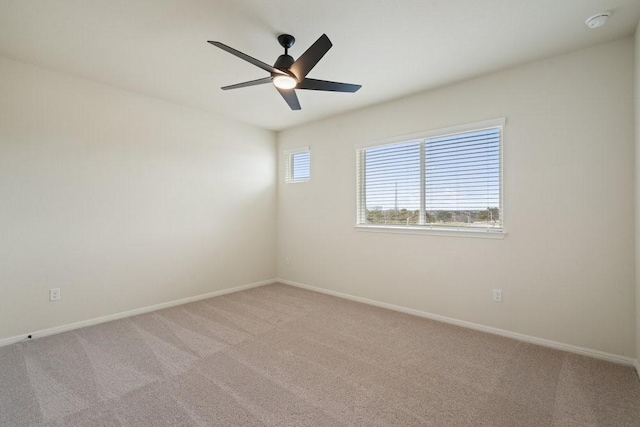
[285,148,310,183]
[356,119,504,234]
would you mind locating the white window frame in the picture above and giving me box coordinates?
[355,118,506,239]
[285,147,311,183]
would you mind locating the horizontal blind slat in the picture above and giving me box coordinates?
[426,136,499,151]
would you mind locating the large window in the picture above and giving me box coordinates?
[356,119,504,234]
[285,147,310,183]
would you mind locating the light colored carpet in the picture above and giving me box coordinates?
[1,283,639,426]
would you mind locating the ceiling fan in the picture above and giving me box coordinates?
[207,34,361,110]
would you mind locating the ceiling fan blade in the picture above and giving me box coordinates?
[289,34,332,81]
[208,41,287,76]
[276,88,301,110]
[297,78,361,93]
[221,77,272,90]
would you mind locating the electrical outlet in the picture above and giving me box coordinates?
[285,257,290,265]
[492,289,502,303]
[50,288,60,302]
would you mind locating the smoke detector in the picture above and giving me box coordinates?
[585,12,610,29]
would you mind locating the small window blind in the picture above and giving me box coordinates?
[285,148,310,183]
[356,119,503,232]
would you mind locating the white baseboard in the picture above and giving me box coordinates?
[278,278,637,367]
[0,278,277,348]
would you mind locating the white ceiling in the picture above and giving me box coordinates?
[0,0,638,131]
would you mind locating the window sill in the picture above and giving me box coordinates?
[354,225,506,239]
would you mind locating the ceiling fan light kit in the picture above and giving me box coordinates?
[207,33,361,110]
[273,75,297,89]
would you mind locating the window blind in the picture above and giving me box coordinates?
[357,121,503,232]
[363,141,421,225]
[285,148,310,183]
[424,128,501,228]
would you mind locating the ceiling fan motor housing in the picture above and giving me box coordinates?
[274,54,295,73]
[275,34,296,73]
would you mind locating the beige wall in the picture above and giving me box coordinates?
[0,56,277,341]
[278,37,636,357]
[635,20,640,367]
